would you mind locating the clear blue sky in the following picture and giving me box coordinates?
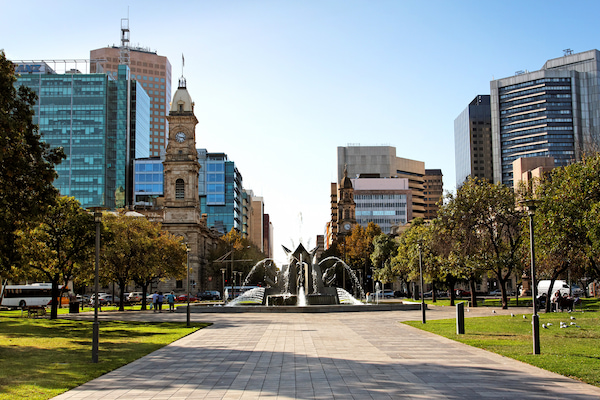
[2,0,599,264]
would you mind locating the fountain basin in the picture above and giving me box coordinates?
[176,302,424,313]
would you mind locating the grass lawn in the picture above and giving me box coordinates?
[0,312,209,400]
[424,297,600,310]
[404,310,600,387]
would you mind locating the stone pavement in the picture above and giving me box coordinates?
[53,306,600,400]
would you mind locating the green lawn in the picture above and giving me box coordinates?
[0,312,209,400]
[424,297,600,310]
[404,310,600,387]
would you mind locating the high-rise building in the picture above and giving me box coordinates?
[424,169,443,219]
[91,46,171,158]
[14,61,149,209]
[454,95,493,186]
[490,49,600,187]
[337,145,426,220]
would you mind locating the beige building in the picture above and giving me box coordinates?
[512,156,555,192]
[424,169,443,220]
[90,46,172,157]
[337,146,426,220]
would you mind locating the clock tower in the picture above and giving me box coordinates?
[337,166,356,236]
[163,77,200,217]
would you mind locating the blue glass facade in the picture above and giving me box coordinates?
[134,149,244,235]
[14,62,150,209]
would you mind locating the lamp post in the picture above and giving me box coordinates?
[92,211,102,363]
[418,240,426,324]
[523,200,540,354]
[220,268,226,304]
[186,244,191,328]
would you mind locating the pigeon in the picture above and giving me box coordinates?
[570,322,576,325]
[570,316,576,320]
[511,313,515,317]
[542,324,547,329]
[547,323,553,326]
[523,315,527,319]
[492,310,496,313]
[466,309,470,312]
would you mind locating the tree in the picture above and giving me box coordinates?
[0,51,65,274]
[342,222,381,288]
[441,178,525,309]
[370,233,399,289]
[392,219,441,300]
[131,230,187,310]
[101,212,187,311]
[15,196,95,319]
[533,154,600,310]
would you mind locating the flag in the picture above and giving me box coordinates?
[182,54,185,67]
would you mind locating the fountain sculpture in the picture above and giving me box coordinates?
[227,243,362,306]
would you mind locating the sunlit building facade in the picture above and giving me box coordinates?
[490,49,600,186]
[14,61,149,209]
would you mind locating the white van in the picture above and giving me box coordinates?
[537,280,583,298]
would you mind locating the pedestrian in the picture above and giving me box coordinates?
[167,291,176,312]
[157,291,164,313]
[152,291,159,312]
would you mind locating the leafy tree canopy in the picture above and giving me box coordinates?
[0,51,65,273]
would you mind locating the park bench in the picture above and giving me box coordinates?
[22,305,47,318]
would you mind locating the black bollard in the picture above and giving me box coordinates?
[456,302,465,334]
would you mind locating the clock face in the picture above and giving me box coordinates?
[175,132,186,143]
[344,223,351,231]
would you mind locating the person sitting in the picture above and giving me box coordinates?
[550,290,561,312]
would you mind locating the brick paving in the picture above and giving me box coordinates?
[53,306,600,399]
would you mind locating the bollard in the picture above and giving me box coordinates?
[456,302,465,334]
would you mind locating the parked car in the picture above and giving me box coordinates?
[198,291,221,300]
[489,289,502,296]
[177,294,197,302]
[455,289,471,297]
[127,292,144,302]
[383,289,395,298]
[89,293,113,305]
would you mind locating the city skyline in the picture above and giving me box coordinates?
[3,0,599,264]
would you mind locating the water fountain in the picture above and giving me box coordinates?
[188,243,421,313]
[227,244,364,307]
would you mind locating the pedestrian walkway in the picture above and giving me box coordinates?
[54,306,600,399]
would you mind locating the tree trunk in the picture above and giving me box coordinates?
[50,276,60,319]
[141,284,149,310]
[431,281,437,303]
[469,278,477,307]
[118,279,126,311]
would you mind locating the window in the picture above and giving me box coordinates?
[176,179,185,199]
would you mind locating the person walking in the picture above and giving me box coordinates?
[152,291,159,312]
[157,291,164,313]
[167,291,176,312]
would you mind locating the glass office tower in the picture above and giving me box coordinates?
[491,50,600,186]
[13,61,149,209]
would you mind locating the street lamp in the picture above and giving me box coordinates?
[92,210,102,363]
[522,199,540,354]
[220,268,226,304]
[418,240,426,324]
[186,244,191,328]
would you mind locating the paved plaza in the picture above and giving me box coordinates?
[54,306,600,400]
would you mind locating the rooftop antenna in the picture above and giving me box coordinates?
[120,11,130,66]
[563,48,573,56]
